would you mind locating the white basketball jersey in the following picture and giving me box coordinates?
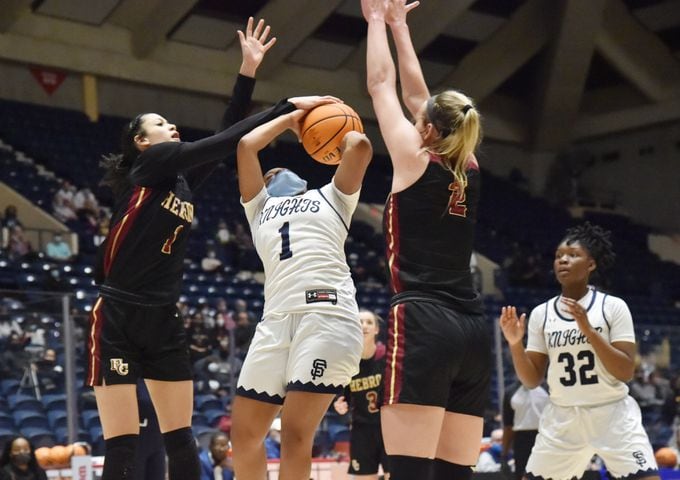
[242,181,359,318]
[526,287,636,407]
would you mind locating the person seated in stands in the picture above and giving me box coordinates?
[1,205,22,229]
[233,311,255,358]
[35,347,64,393]
[73,185,100,218]
[0,332,30,380]
[45,232,74,262]
[188,312,214,364]
[215,220,234,265]
[201,246,223,273]
[0,436,47,480]
[52,179,78,223]
[264,418,281,460]
[199,432,234,480]
[7,225,34,261]
[194,336,242,399]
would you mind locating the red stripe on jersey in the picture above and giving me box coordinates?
[385,303,406,404]
[86,297,104,386]
[385,194,403,294]
[104,186,150,276]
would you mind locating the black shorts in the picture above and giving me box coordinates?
[384,300,491,416]
[348,423,388,475]
[85,296,192,386]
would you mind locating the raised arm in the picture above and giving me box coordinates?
[333,131,373,195]
[237,110,303,202]
[499,306,549,389]
[362,0,426,182]
[385,0,430,118]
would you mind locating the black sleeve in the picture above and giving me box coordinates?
[129,98,295,187]
[502,384,518,428]
[185,74,257,189]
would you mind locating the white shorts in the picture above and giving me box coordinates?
[236,310,362,404]
[526,396,658,480]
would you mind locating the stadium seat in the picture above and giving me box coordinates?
[12,410,49,430]
[41,393,67,410]
[80,410,101,430]
[8,394,44,412]
[47,409,68,429]
[20,427,56,448]
[194,394,222,412]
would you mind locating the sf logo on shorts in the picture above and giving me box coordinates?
[311,359,327,380]
[110,358,129,376]
[632,451,647,468]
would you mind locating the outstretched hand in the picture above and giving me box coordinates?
[386,0,420,26]
[333,396,349,415]
[499,306,526,347]
[237,17,277,77]
[361,0,388,22]
[288,95,342,111]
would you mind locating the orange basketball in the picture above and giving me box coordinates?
[301,103,363,165]
[50,445,71,467]
[35,447,52,468]
[655,447,678,468]
[72,442,88,456]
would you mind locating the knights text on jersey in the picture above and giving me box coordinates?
[242,181,359,318]
[526,288,636,407]
[383,157,480,302]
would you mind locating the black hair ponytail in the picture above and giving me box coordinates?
[99,113,147,198]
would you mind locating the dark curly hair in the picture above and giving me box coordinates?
[99,113,149,198]
[562,222,616,274]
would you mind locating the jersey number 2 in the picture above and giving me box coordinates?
[278,222,293,260]
[557,350,599,386]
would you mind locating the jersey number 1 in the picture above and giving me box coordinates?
[162,225,184,255]
[278,222,293,260]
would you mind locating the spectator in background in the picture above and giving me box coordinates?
[194,336,242,398]
[188,313,213,364]
[34,347,64,393]
[0,436,47,480]
[475,429,503,472]
[201,246,223,273]
[264,418,281,460]
[93,211,110,247]
[215,220,233,265]
[214,298,236,333]
[52,180,78,223]
[233,311,255,356]
[45,233,74,262]
[8,225,34,261]
[199,432,234,480]
[501,382,549,479]
[1,205,22,229]
[73,186,100,218]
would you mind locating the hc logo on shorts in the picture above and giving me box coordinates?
[110,358,129,376]
[311,359,327,380]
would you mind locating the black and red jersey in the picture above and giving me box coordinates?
[345,343,386,426]
[383,155,482,308]
[95,75,294,305]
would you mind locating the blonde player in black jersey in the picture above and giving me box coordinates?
[500,223,659,480]
[363,1,489,479]
[88,19,298,480]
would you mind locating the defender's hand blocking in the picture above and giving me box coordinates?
[237,17,277,77]
[333,396,349,415]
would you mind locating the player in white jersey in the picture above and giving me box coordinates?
[499,223,659,480]
[229,98,373,480]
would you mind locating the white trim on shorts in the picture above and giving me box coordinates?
[237,311,362,404]
[526,396,658,480]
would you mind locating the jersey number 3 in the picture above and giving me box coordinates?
[557,350,599,386]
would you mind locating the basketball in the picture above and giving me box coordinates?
[35,447,51,468]
[301,103,363,165]
[72,442,88,456]
[655,447,678,468]
[50,445,71,467]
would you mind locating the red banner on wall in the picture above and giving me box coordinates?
[30,66,66,95]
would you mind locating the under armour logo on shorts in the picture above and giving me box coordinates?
[311,359,327,380]
[110,358,129,376]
